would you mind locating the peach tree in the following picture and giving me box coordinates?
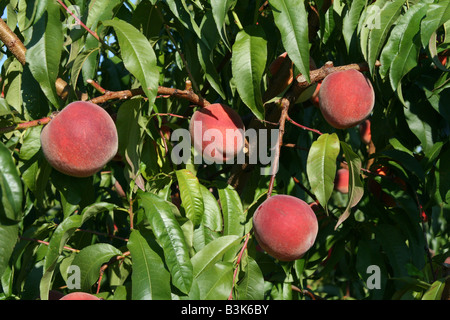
[0,0,449,301]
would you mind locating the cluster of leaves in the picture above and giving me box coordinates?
[0,0,449,300]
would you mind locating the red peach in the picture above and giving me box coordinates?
[334,168,349,194]
[40,101,118,177]
[252,195,318,261]
[318,69,375,129]
[59,292,101,300]
[189,103,245,163]
[359,119,372,145]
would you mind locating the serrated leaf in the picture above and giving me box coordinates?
[360,0,405,75]
[236,255,264,300]
[103,19,159,110]
[191,235,240,278]
[26,2,63,108]
[211,0,236,49]
[137,190,193,294]
[176,169,204,227]
[335,142,364,229]
[421,0,450,48]
[39,206,105,300]
[217,184,245,239]
[379,3,428,78]
[197,12,226,99]
[232,25,267,120]
[0,222,19,279]
[306,133,340,212]
[342,0,367,53]
[127,230,171,300]
[0,141,23,222]
[71,243,123,292]
[193,261,234,300]
[269,0,310,82]
[199,184,222,232]
[389,5,429,91]
[165,0,201,38]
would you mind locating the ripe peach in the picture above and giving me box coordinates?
[334,168,349,194]
[59,292,101,300]
[310,81,321,107]
[252,195,318,261]
[318,69,375,129]
[40,101,118,177]
[189,103,245,163]
[359,119,372,145]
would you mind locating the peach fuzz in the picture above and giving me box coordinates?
[252,195,318,261]
[40,101,118,178]
[189,103,245,163]
[318,69,375,129]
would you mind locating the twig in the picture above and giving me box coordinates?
[286,115,323,135]
[96,251,131,294]
[87,79,106,94]
[0,18,27,65]
[0,116,54,134]
[228,233,251,300]
[89,86,210,107]
[56,0,100,42]
[267,99,289,198]
[20,237,80,253]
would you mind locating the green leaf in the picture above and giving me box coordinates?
[422,278,447,300]
[306,133,340,212]
[421,0,450,48]
[176,169,204,227]
[71,243,123,292]
[40,214,82,300]
[26,2,63,108]
[39,207,104,300]
[342,0,367,53]
[127,230,172,300]
[191,235,241,278]
[0,141,23,222]
[137,191,193,294]
[192,261,234,300]
[236,255,264,300]
[379,3,428,78]
[335,142,364,229]
[0,222,19,279]
[217,183,246,239]
[165,0,201,38]
[360,0,406,75]
[269,0,310,82]
[232,25,267,120]
[197,12,226,99]
[211,0,236,48]
[199,184,223,233]
[388,4,429,91]
[103,19,159,110]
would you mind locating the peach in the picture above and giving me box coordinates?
[59,292,101,300]
[359,119,372,145]
[318,69,375,129]
[252,195,318,261]
[40,101,118,178]
[334,168,349,194]
[310,81,321,107]
[189,103,245,163]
